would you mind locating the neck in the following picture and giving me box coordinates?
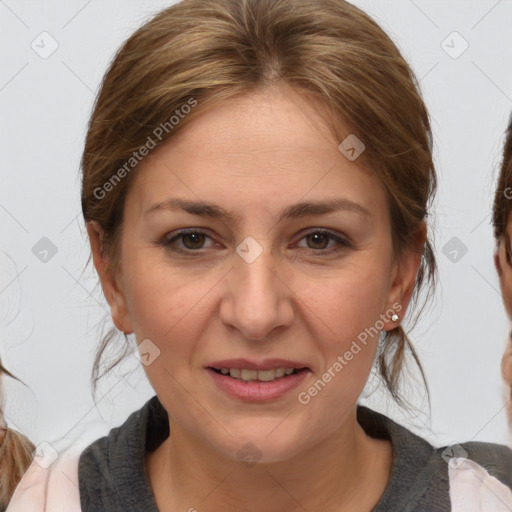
[147,407,393,512]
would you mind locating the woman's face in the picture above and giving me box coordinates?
[90,86,422,463]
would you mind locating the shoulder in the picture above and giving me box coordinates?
[79,396,166,511]
[358,406,512,511]
[440,440,512,511]
[6,420,110,512]
[6,441,84,512]
[6,399,153,512]
[446,440,512,485]
[358,406,451,511]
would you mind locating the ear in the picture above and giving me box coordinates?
[382,221,427,330]
[87,220,133,335]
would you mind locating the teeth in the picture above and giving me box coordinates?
[240,369,258,381]
[256,369,276,382]
[275,368,285,378]
[230,368,241,378]
[217,367,298,382]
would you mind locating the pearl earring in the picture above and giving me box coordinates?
[391,313,399,322]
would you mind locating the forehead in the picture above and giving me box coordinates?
[165,87,341,164]
[127,86,388,221]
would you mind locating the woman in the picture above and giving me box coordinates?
[493,112,512,437]
[8,0,512,510]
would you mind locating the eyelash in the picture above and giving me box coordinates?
[161,228,352,255]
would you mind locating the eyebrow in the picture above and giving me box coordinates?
[144,197,371,223]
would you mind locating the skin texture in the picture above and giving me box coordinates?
[88,85,425,511]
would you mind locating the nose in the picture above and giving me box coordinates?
[219,244,295,341]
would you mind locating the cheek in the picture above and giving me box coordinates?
[124,251,206,329]
[121,255,224,376]
[293,258,390,401]
[121,257,217,404]
[296,260,390,344]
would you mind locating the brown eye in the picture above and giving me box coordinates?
[162,229,216,254]
[305,232,330,249]
[296,229,351,252]
[181,232,206,249]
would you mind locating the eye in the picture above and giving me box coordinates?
[161,229,218,253]
[160,228,351,256]
[295,229,351,252]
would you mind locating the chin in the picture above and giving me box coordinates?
[213,420,315,465]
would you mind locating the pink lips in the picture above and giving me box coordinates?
[205,358,311,401]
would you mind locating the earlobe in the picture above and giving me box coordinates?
[86,221,134,335]
[110,292,134,335]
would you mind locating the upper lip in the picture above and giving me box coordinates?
[207,358,310,371]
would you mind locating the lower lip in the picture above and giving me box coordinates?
[207,368,310,401]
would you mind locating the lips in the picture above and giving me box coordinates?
[207,365,310,401]
[206,358,311,400]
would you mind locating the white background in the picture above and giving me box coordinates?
[2,0,512,450]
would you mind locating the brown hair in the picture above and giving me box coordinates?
[492,114,512,419]
[0,361,34,511]
[81,0,437,407]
